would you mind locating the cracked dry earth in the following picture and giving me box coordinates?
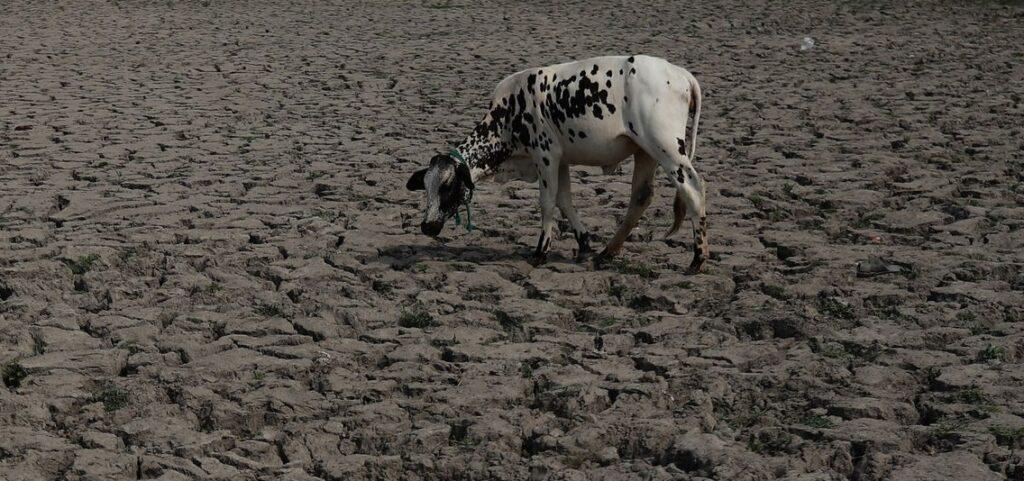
[1,1,1023,480]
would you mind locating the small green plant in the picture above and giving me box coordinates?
[92,385,130,412]
[1,360,27,388]
[65,254,101,275]
[252,370,266,383]
[989,426,1024,447]
[749,194,767,209]
[931,418,966,437]
[118,341,143,355]
[673,280,693,289]
[31,334,46,355]
[611,259,657,278]
[157,310,177,328]
[800,415,835,429]
[205,283,223,294]
[821,344,848,359]
[977,345,1006,362]
[956,310,978,324]
[767,207,791,222]
[398,310,435,328]
[819,296,855,320]
[254,303,284,317]
[955,387,990,405]
[411,263,429,273]
[747,430,794,455]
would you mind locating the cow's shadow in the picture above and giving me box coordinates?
[374,243,576,268]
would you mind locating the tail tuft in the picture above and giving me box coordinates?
[665,191,686,239]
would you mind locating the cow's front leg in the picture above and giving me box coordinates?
[532,154,559,266]
[556,161,591,261]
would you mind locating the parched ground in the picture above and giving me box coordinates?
[1,0,1023,480]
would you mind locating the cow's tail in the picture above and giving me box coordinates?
[667,73,703,238]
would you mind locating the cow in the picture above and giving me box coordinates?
[406,55,708,274]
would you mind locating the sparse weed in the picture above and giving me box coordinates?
[92,385,130,412]
[977,345,1006,362]
[1,360,27,388]
[749,194,767,209]
[398,310,436,328]
[954,387,990,405]
[119,341,143,355]
[31,334,46,355]
[610,259,657,278]
[254,303,285,317]
[799,415,835,429]
[819,296,855,320]
[65,254,101,275]
[989,426,1024,447]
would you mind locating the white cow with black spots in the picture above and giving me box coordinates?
[406,54,709,273]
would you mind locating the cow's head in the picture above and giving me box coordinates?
[406,153,474,237]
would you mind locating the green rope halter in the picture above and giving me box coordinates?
[449,149,474,232]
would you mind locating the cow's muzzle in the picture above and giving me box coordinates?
[421,221,444,237]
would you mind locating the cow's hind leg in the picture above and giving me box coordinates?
[637,145,708,275]
[594,150,658,267]
[555,162,591,261]
[531,152,560,266]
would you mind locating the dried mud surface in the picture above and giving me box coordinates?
[2,1,1023,480]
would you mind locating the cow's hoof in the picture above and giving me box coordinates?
[530,253,548,267]
[685,256,706,275]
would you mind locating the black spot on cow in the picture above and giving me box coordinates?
[592,105,603,119]
[607,104,616,114]
[591,64,598,75]
[542,157,550,166]
[629,122,637,135]
[606,70,612,77]
[630,68,636,74]
[578,131,587,139]
[677,138,687,155]
[605,80,611,88]
[676,167,688,184]
[542,180,548,188]
[623,96,628,103]
[619,69,623,75]
[527,74,537,93]
[627,56,635,63]
[568,128,575,138]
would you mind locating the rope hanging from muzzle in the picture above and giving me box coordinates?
[449,149,474,232]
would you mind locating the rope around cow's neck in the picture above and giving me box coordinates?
[449,149,474,232]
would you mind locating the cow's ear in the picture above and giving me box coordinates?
[406,169,427,191]
[456,163,474,191]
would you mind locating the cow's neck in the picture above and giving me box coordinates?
[452,116,514,183]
